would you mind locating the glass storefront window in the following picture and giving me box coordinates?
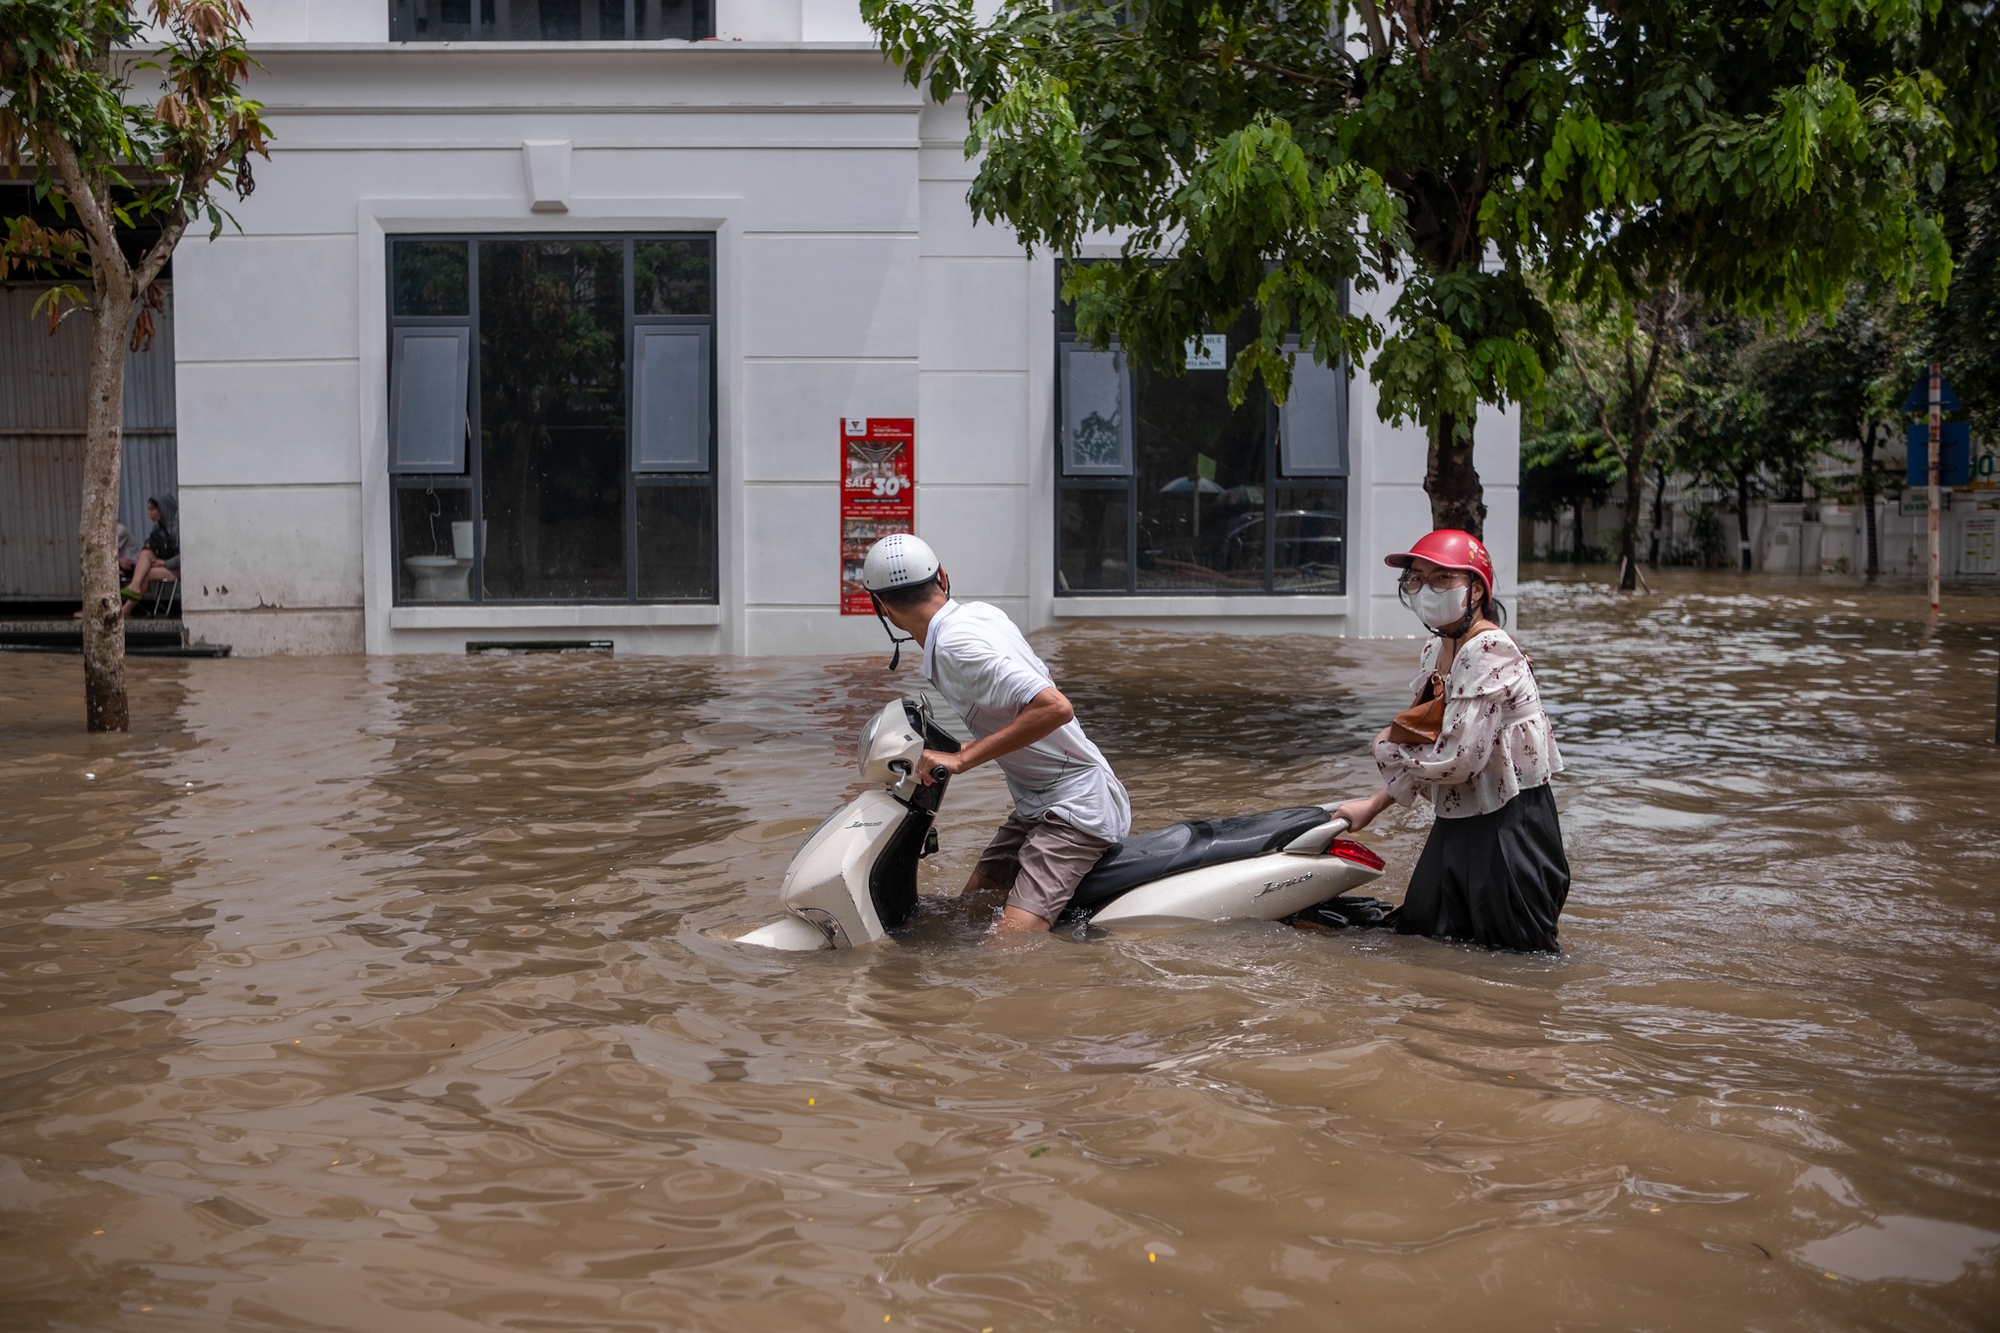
[389,0,714,41]
[392,241,468,318]
[635,238,712,316]
[636,480,717,599]
[1057,486,1129,592]
[1132,337,1270,591]
[1271,488,1346,593]
[387,234,718,605]
[477,240,627,600]
[1054,275,1347,596]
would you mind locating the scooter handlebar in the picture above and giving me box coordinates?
[928,765,949,782]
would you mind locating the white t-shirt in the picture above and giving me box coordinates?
[919,599,1132,843]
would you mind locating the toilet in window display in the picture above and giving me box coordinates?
[402,521,481,601]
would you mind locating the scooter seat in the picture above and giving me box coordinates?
[1066,806,1330,917]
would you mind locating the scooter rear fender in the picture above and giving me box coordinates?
[1088,850,1383,927]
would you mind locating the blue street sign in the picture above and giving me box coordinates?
[1902,376,1965,413]
[1907,420,1972,486]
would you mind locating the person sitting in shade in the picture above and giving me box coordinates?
[71,523,140,621]
[123,494,180,616]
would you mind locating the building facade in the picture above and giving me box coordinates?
[147,0,1519,656]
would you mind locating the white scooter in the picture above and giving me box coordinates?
[737,699,1390,950]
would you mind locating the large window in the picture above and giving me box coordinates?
[1054,283,1349,596]
[388,235,717,605]
[389,0,713,41]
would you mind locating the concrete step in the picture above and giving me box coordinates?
[0,617,231,657]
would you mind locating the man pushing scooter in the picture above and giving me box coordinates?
[861,534,1132,934]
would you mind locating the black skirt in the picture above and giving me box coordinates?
[1395,782,1570,953]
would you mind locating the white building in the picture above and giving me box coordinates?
[11,0,1522,655]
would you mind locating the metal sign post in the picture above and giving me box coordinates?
[1928,362,1941,617]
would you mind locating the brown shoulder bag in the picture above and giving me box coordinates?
[1386,671,1446,746]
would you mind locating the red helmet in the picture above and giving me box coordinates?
[1385,529,1494,591]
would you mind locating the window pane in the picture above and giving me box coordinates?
[1060,344,1130,475]
[393,0,712,40]
[1133,352,1268,591]
[1279,351,1349,477]
[390,328,469,472]
[392,240,468,317]
[632,326,710,471]
[1057,487,1128,592]
[1272,487,1345,593]
[395,486,475,602]
[634,239,712,315]
[496,0,580,39]
[477,239,628,600]
[397,0,478,40]
[636,482,716,599]
[638,0,712,39]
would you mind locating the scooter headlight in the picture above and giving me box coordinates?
[857,712,883,769]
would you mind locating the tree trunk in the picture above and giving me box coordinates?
[1735,469,1753,571]
[1571,499,1586,562]
[1858,423,1879,577]
[1423,411,1485,538]
[1649,461,1667,566]
[1617,441,1645,589]
[80,278,136,732]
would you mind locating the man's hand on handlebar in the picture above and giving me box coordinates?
[917,750,963,784]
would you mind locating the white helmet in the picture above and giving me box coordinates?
[861,533,941,593]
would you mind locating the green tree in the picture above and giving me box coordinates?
[1925,172,1997,442]
[1748,290,1919,574]
[1521,362,1619,563]
[862,0,1954,541]
[1905,2,1996,485]
[1673,318,1827,570]
[1547,282,1704,586]
[1,0,267,731]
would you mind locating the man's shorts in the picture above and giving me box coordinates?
[971,811,1111,923]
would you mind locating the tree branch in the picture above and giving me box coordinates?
[40,135,129,290]
[1353,0,1391,60]
[1230,57,1351,89]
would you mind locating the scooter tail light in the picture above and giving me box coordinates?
[1328,839,1385,871]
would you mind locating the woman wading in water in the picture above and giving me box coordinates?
[1334,530,1571,952]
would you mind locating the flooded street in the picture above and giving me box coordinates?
[3,569,1998,1331]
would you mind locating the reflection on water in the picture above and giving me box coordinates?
[2,569,1997,1331]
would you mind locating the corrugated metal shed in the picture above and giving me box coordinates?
[0,283,178,599]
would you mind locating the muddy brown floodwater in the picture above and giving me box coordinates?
[2,569,1998,1332]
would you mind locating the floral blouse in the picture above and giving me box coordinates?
[1374,629,1563,819]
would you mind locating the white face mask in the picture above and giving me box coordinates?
[1413,583,1471,632]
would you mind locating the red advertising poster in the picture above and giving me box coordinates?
[839,417,916,614]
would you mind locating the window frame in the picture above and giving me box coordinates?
[387,232,720,607]
[1052,273,1350,598]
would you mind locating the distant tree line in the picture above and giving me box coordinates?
[1523,147,1996,577]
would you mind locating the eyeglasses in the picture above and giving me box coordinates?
[1397,569,1472,594]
